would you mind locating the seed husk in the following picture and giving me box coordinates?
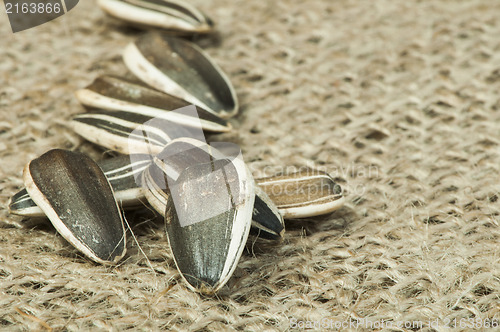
[23,149,127,265]
[141,161,171,216]
[256,170,345,218]
[97,0,214,35]
[75,76,230,133]
[10,155,150,217]
[250,185,285,239]
[8,189,41,217]
[123,32,238,118]
[71,108,198,155]
[151,138,254,293]
[147,139,284,239]
[143,156,285,240]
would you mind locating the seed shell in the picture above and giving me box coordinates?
[71,108,198,155]
[8,189,41,217]
[23,149,127,265]
[75,76,230,133]
[250,185,285,239]
[152,138,254,292]
[143,154,285,240]
[97,0,214,34]
[123,32,238,118]
[256,170,345,218]
[10,154,150,217]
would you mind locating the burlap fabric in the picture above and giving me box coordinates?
[1,0,499,330]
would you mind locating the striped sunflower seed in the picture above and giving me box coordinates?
[256,170,345,218]
[70,108,196,155]
[97,0,213,34]
[123,32,238,118]
[75,76,230,133]
[142,144,285,240]
[250,185,284,240]
[10,154,150,217]
[150,138,254,293]
[23,149,127,265]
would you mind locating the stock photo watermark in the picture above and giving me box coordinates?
[4,0,79,32]
[253,163,380,197]
[289,317,499,330]
[125,104,378,220]
[127,105,249,228]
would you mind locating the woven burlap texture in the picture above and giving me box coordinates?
[1,0,499,330]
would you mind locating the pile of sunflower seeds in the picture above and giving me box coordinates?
[8,0,345,294]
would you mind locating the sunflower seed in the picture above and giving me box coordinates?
[75,76,230,133]
[142,151,285,240]
[23,149,127,265]
[97,0,213,35]
[10,154,151,217]
[150,138,284,238]
[141,159,171,216]
[250,185,285,239]
[256,170,345,218]
[123,32,238,118]
[71,108,196,154]
[8,189,41,217]
[150,138,254,293]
